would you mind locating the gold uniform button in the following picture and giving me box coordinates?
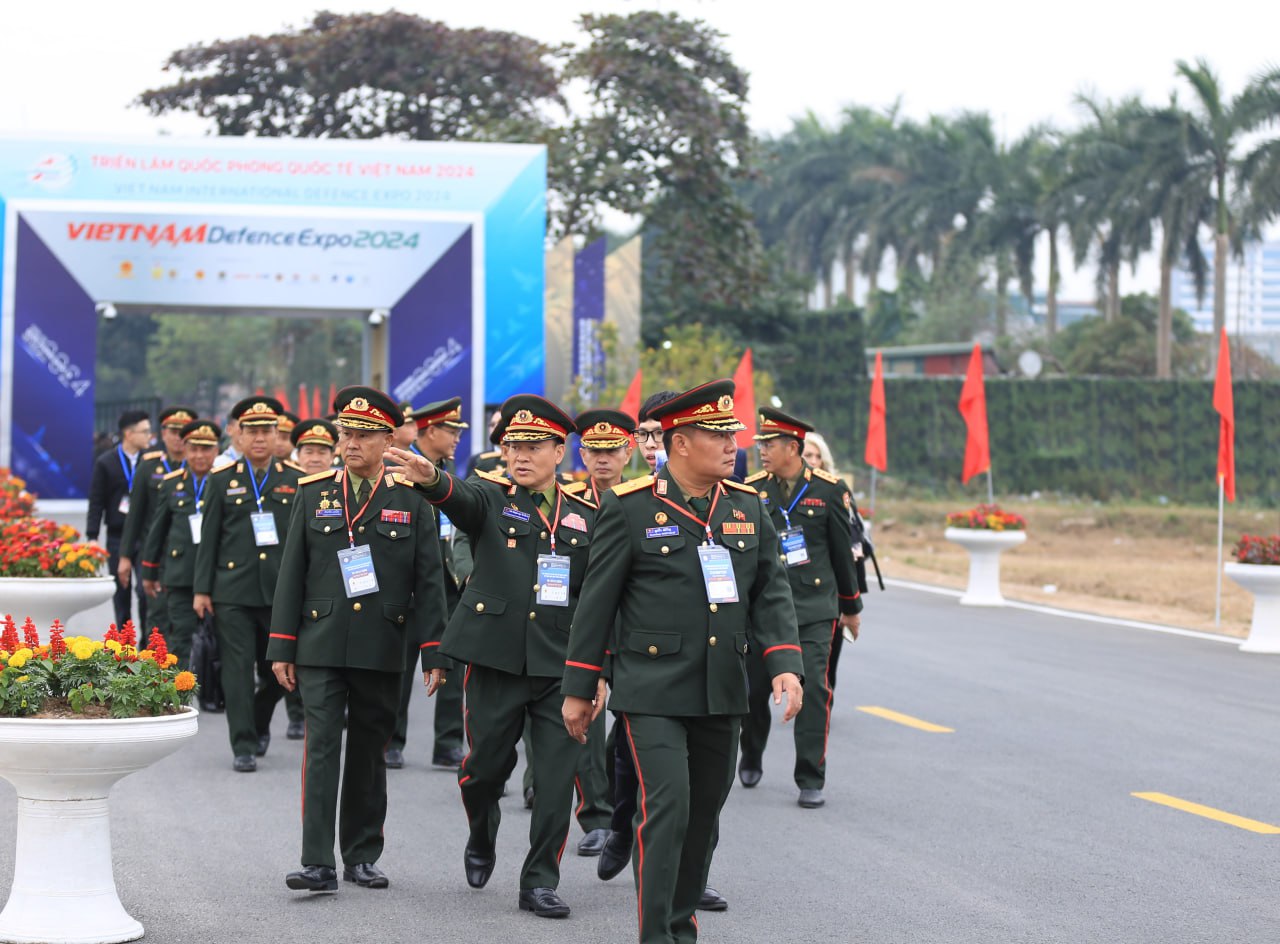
[540,530,548,540]
[258,552,267,560]
[737,540,745,549]
[359,525,366,534]
[529,612,537,620]
[171,549,179,557]
[814,578,821,586]
[226,561,235,569]
[323,525,332,533]
[570,537,578,546]
[807,509,814,516]
[709,603,718,613]
[508,527,517,535]
[475,602,485,613]
[235,498,243,505]
[353,602,362,612]
[647,645,658,656]
[177,500,184,507]
[709,636,718,646]
[660,546,670,555]
[397,615,406,624]
[390,530,397,538]
[282,498,289,504]
[533,584,541,592]
[310,609,318,619]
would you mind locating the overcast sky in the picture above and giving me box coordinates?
[3,0,1276,298]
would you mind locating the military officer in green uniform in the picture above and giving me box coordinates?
[561,380,804,944]
[386,395,597,920]
[267,387,446,893]
[193,396,304,772]
[138,418,218,666]
[383,397,469,771]
[739,407,862,809]
[119,405,197,635]
[291,419,338,476]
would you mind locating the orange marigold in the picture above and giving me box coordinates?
[174,671,197,692]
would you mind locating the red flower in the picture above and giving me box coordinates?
[1,615,19,653]
[48,621,66,659]
[148,629,169,667]
[22,618,39,648]
[119,621,137,649]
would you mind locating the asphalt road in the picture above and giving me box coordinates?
[0,584,1277,943]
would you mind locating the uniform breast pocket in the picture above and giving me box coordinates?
[640,532,687,558]
[303,599,333,621]
[460,587,507,617]
[309,516,344,538]
[269,488,295,509]
[724,531,760,554]
[627,630,682,659]
[375,521,412,541]
[497,516,532,542]
[556,525,591,552]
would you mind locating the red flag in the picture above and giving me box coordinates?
[619,369,643,424]
[1214,328,1235,501]
[312,385,322,421]
[328,382,338,416]
[731,348,757,450]
[865,351,887,472]
[958,344,990,484]
[296,383,310,420]
[273,386,291,414]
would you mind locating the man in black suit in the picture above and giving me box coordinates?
[87,409,153,629]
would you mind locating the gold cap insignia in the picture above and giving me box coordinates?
[594,421,613,435]
[248,402,271,414]
[717,395,734,411]
[351,397,369,411]
[514,409,534,424]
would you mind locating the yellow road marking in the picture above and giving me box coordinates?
[855,706,953,733]
[1131,792,1280,834]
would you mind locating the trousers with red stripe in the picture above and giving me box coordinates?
[741,619,839,790]
[460,666,583,889]
[623,713,738,944]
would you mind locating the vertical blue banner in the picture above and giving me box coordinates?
[573,238,607,403]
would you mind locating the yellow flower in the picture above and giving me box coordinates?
[14,648,32,660]
[164,653,178,667]
[174,671,197,692]
[7,654,28,669]
[137,649,155,662]
[78,560,93,571]
[0,650,8,662]
[105,640,122,654]
[71,641,95,661]
[16,676,28,683]
[59,543,72,553]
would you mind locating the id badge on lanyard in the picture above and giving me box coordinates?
[188,513,204,544]
[250,512,279,546]
[697,544,739,603]
[118,496,131,515]
[438,509,456,540]
[338,545,380,598]
[536,554,571,606]
[780,527,810,567]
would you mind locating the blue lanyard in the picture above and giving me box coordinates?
[161,456,185,475]
[780,478,810,529]
[117,446,137,491]
[191,474,208,511]
[248,464,270,512]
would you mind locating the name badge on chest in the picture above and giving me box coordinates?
[338,544,379,598]
[250,511,279,547]
[118,496,130,515]
[188,513,203,545]
[438,510,456,540]
[697,544,739,603]
[536,553,571,606]
[780,528,810,567]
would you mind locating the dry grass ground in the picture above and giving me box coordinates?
[866,497,1280,638]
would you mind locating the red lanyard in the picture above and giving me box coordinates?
[653,482,723,544]
[532,488,564,553]
[343,473,383,547]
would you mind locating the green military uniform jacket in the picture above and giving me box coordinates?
[563,465,803,716]
[119,450,182,559]
[139,467,211,588]
[193,458,303,606]
[265,468,447,674]
[414,468,597,678]
[746,462,862,624]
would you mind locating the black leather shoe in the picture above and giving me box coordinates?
[233,754,257,773]
[596,830,632,881]
[432,747,465,769]
[464,843,496,889]
[738,758,762,788]
[519,887,570,918]
[698,886,728,911]
[384,748,405,769]
[343,863,389,888]
[798,788,825,809]
[286,720,305,740]
[576,827,609,857]
[256,733,270,757]
[523,786,535,809]
[286,864,337,892]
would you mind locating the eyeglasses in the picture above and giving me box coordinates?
[635,430,663,443]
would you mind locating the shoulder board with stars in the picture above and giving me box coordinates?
[476,468,512,487]
[162,467,186,482]
[562,480,588,496]
[811,467,842,486]
[743,470,769,485]
[612,475,654,497]
[562,487,597,510]
[722,479,758,494]
[211,462,236,475]
[298,469,338,486]
[142,450,164,461]
[284,460,306,474]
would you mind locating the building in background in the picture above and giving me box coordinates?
[1173,240,1280,360]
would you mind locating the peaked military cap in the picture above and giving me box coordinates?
[276,411,300,436]
[230,395,285,427]
[575,409,636,450]
[160,406,199,429]
[649,380,745,433]
[332,386,402,431]
[410,397,469,431]
[754,406,813,442]
[500,395,574,443]
[180,419,221,446]
[291,418,338,449]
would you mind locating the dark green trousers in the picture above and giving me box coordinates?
[459,666,582,889]
[297,665,399,868]
[741,619,838,790]
[214,604,284,757]
[622,713,739,944]
[522,710,610,833]
[390,633,464,755]
[162,587,196,669]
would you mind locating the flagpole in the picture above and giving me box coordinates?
[1215,474,1225,628]
[986,468,994,505]
[869,468,878,519]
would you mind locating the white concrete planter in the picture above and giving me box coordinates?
[944,527,1027,607]
[0,710,198,943]
[1224,562,1280,654]
[0,578,116,633]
